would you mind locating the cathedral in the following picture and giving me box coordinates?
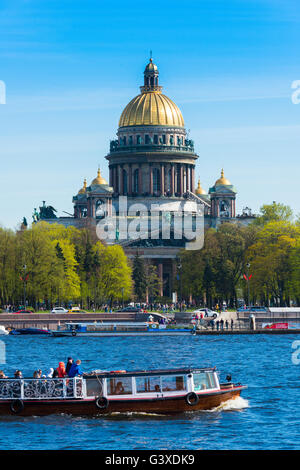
[45,58,255,298]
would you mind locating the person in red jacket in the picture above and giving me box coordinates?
[56,362,66,378]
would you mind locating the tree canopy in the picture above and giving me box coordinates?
[0,222,133,309]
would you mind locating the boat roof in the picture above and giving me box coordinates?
[84,367,216,379]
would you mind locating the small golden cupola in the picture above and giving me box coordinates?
[215,169,231,186]
[91,168,108,186]
[195,178,207,195]
[78,178,87,195]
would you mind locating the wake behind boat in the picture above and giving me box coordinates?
[0,367,246,416]
[51,322,195,337]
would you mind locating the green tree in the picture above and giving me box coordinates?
[247,221,299,306]
[92,243,132,305]
[253,202,293,226]
[132,254,147,301]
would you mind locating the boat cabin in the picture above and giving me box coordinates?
[84,367,220,399]
[62,322,152,333]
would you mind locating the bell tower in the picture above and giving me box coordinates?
[209,169,237,221]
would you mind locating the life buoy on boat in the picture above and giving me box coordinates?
[95,396,109,410]
[185,392,199,406]
[10,399,24,414]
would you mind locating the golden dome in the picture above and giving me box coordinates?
[195,178,206,195]
[215,169,231,186]
[119,58,184,128]
[78,178,87,194]
[119,92,184,128]
[91,168,108,186]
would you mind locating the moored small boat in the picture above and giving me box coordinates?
[0,367,246,416]
[51,322,194,337]
[9,328,51,335]
[0,325,9,335]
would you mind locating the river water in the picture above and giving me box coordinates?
[0,334,299,450]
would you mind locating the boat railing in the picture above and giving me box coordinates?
[0,377,85,400]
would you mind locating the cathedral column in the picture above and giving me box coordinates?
[138,164,142,195]
[180,164,183,196]
[186,164,189,192]
[191,166,195,193]
[128,164,132,196]
[149,164,153,195]
[114,166,118,193]
[160,163,165,196]
[119,165,124,195]
[171,164,175,196]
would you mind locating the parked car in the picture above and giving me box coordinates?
[193,308,219,319]
[116,306,145,313]
[69,306,81,313]
[12,309,34,314]
[51,307,69,314]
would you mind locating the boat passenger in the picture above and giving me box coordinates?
[0,370,7,378]
[56,362,67,378]
[66,357,73,375]
[67,359,82,378]
[47,368,54,378]
[33,370,40,378]
[14,370,22,379]
[115,381,125,394]
[52,369,59,378]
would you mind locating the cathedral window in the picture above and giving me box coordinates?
[123,169,128,194]
[167,169,172,192]
[133,169,139,193]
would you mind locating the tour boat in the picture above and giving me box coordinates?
[51,322,194,337]
[0,367,246,416]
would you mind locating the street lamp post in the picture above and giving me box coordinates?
[246,262,251,307]
[23,264,27,309]
[177,261,182,312]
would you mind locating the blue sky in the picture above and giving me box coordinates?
[0,0,299,228]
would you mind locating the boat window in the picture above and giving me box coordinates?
[161,375,186,392]
[136,376,161,393]
[107,377,132,395]
[193,372,215,391]
[206,372,217,389]
[86,378,103,397]
[115,325,147,331]
[86,324,114,331]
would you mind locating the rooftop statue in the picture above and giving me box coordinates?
[38,201,57,220]
[32,208,39,223]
